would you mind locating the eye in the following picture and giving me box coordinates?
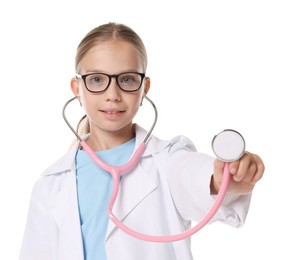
[87,74,106,85]
[121,76,133,83]
[91,76,103,84]
[119,73,139,84]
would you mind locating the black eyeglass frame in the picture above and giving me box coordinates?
[76,72,146,93]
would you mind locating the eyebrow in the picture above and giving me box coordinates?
[82,69,141,74]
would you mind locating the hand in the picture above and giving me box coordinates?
[211,152,265,195]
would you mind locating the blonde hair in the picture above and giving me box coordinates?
[74,22,148,137]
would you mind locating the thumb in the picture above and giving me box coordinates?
[213,159,225,182]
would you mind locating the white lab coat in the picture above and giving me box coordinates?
[19,125,251,260]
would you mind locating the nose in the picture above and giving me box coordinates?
[104,77,122,101]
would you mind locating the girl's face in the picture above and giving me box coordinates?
[71,40,150,139]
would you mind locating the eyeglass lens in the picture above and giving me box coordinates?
[85,72,143,92]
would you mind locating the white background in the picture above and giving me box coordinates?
[1,0,283,259]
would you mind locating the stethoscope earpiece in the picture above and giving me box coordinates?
[76,95,82,106]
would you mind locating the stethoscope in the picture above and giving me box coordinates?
[63,95,246,242]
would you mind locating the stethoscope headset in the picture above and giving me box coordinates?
[63,95,245,242]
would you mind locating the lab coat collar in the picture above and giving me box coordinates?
[133,124,169,156]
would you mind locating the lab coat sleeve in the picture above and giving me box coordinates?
[19,178,58,260]
[166,136,251,228]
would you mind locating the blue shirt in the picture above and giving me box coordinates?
[75,138,135,260]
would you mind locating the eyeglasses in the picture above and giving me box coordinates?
[76,72,145,93]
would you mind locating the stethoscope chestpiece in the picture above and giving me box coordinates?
[211,129,246,162]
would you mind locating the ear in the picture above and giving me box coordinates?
[70,77,80,96]
[143,77,151,95]
[140,77,151,106]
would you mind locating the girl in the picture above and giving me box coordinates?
[19,22,264,260]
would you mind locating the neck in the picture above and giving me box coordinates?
[86,124,135,151]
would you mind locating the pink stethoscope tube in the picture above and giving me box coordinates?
[63,95,236,242]
[81,140,231,242]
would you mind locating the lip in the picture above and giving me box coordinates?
[99,108,126,119]
[99,108,126,113]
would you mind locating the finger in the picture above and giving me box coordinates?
[241,160,257,183]
[250,153,265,185]
[231,152,251,182]
[229,160,240,175]
[233,152,264,184]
